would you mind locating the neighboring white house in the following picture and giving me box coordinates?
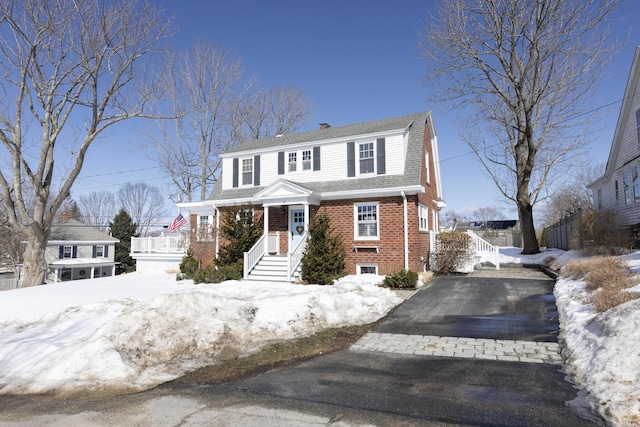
[45,218,119,283]
[589,46,640,227]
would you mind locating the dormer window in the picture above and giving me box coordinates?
[288,152,297,172]
[359,142,374,173]
[242,158,253,185]
[302,150,312,170]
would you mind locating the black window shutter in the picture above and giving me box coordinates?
[254,155,260,186]
[72,246,77,258]
[232,158,239,188]
[105,245,109,257]
[92,246,97,258]
[59,246,64,259]
[376,137,386,175]
[313,146,321,171]
[347,141,355,177]
[278,151,285,175]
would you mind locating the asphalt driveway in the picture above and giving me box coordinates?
[214,268,596,426]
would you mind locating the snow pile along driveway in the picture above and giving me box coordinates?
[0,272,401,396]
[554,251,640,427]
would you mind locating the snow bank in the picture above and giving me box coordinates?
[0,272,401,395]
[555,259,640,426]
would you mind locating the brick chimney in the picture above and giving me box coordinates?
[62,211,69,222]
[319,123,331,130]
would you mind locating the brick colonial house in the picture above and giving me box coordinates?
[178,111,445,281]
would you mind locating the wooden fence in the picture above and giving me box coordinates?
[545,210,584,250]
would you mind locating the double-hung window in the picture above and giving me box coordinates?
[419,205,429,231]
[302,150,312,170]
[359,142,374,174]
[633,166,640,203]
[63,245,73,259]
[354,202,379,240]
[636,109,640,144]
[288,152,297,172]
[624,170,632,205]
[242,158,253,185]
[95,245,105,258]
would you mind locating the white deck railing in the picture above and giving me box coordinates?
[467,230,500,270]
[131,234,188,254]
[287,232,307,281]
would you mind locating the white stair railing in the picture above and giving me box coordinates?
[287,232,307,281]
[243,234,266,279]
[466,230,500,270]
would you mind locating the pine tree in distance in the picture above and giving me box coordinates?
[109,209,138,273]
[301,210,345,285]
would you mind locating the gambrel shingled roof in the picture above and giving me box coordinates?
[208,111,436,202]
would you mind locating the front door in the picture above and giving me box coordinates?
[290,209,305,251]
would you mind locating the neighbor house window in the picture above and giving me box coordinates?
[354,202,379,239]
[357,264,378,275]
[615,180,619,202]
[624,170,632,205]
[63,245,73,259]
[242,158,253,185]
[359,142,374,173]
[302,150,312,170]
[633,166,640,203]
[95,245,105,258]
[636,109,640,144]
[288,152,297,172]
[419,205,429,231]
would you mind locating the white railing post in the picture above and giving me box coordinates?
[243,234,266,279]
[287,232,307,281]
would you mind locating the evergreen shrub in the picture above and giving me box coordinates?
[301,210,345,285]
[383,270,418,289]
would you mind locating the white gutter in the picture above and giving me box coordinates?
[401,191,409,271]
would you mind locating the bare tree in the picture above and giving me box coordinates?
[149,42,313,203]
[0,0,170,286]
[440,209,468,229]
[233,86,313,141]
[117,182,168,237]
[77,190,118,232]
[149,42,243,203]
[540,164,602,226]
[421,0,621,254]
[472,207,505,224]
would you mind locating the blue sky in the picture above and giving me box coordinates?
[74,0,640,225]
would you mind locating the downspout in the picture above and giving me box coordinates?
[401,191,409,271]
[215,207,220,258]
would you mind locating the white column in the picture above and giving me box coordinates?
[90,266,95,279]
[263,206,269,254]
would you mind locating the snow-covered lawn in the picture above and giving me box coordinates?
[0,272,401,396]
[1,247,639,426]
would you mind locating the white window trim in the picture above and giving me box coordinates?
[302,149,312,171]
[288,152,297,172]
[354,202,379,241]
[63,245,73,259]
[95,245,105,258]
[197,214,214,242]
[357,264,378,275]
[419,204,429,231]
[241,158,253,186]
[358,141,375,175]
[425,151,430,184]
[286,149,314,174]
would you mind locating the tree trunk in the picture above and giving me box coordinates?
[518,201,540,255]
[21,234,49,287]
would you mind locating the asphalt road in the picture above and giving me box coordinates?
[0,268,599,426]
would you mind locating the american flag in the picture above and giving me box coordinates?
[168,213,187,233]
